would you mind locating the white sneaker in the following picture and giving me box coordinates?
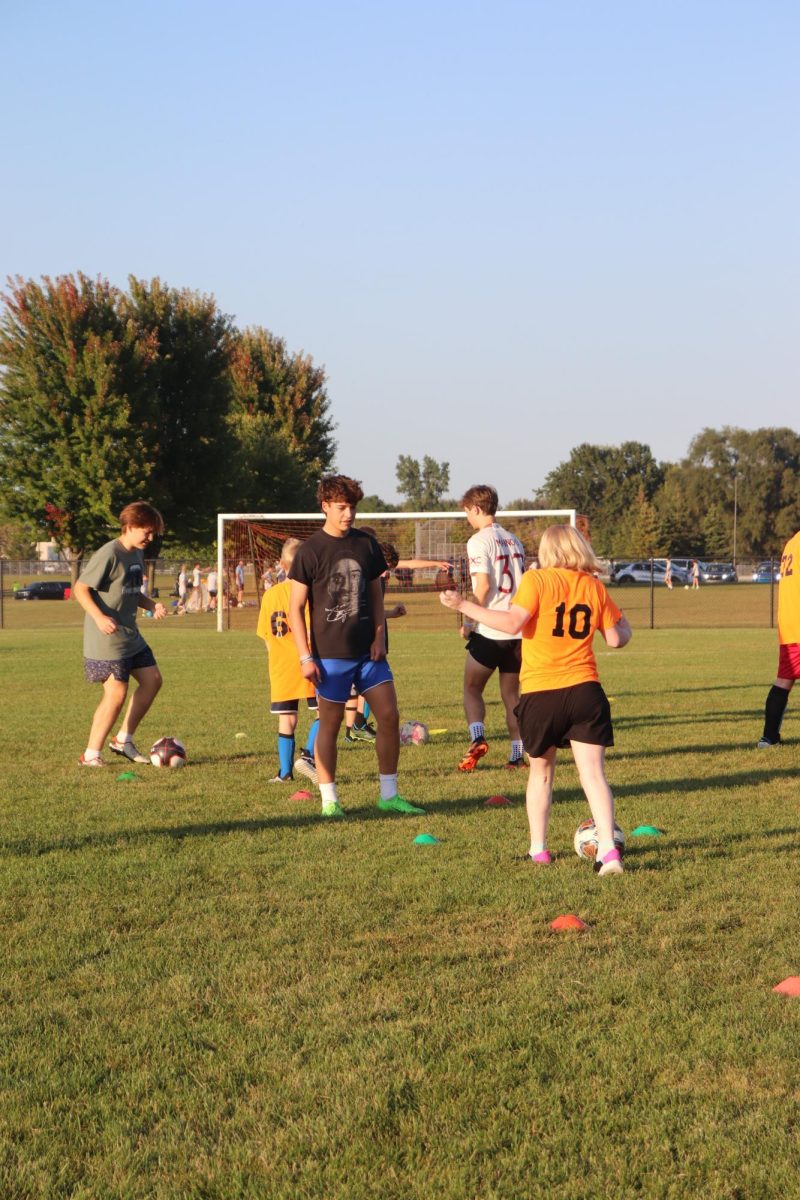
[109,738,149,764]
[597,849,624,876]
[79,754,106,767]
[294,751,319,786]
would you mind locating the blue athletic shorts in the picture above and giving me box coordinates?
[316,656,393,704]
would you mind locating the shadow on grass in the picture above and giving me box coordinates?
[613,709,763,728]
[611,740,784,760]
[3,764,793,860]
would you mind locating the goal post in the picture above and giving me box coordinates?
[216,508,578,632]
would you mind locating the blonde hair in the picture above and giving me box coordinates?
[538,525,600,573]
[280,537,302,568]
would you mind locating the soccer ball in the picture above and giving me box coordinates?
[574,818,625,861]
[150,736,187,768]
[399,720,429,746]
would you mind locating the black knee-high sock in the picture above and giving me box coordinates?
[763,685,789,742]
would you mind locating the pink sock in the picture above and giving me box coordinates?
[530,850,552,865]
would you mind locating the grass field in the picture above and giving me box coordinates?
[2,597,798,1198]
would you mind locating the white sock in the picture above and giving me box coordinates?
[597,839,615,860]
[379,773,399,801]
[116,731,132,743]
[84,748,101,760]
[320,782,339,806]
[510,740,523,760]
[530,842,546,855]
[469,722,485,742]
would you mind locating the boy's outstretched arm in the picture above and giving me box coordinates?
[439,588,528,636]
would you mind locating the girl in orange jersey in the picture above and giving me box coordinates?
[441,525,632,875]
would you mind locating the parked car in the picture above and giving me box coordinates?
[611,560,688,586]
[751,561,780,583]
[13,580,70,600]
[699,562,737,583]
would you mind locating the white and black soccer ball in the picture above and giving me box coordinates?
[574,818,625,861]
[399,720,429,746]
[150,736,187,768]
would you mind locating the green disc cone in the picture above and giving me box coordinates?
[630,825,662,837]
[117,771,137,781]
[413,833,440,845]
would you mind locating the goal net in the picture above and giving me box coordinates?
[216,509,579,632]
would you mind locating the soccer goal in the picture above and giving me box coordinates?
[216,508,578,632]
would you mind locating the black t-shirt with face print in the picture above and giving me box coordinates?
[289,529,388,659]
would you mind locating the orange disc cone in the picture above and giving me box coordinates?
[290,789,312,802]
[772,976,800,996]
[550,914,588,932]
[484,795,510,807]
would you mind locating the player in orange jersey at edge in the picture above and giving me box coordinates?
[441,524,632,875]
[758,526,800,747]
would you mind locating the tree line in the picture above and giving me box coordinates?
[371,433,800,561]
[2,274,797,565]
[0,273,335,563]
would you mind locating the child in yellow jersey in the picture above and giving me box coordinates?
[441,525,632,875]
[758,528,800,747]
[257,538,319,784]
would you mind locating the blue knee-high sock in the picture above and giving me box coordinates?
[278,733,295,777]
[305,719,319,755]
[362,701,370,722]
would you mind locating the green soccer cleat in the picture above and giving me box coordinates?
[348,722,377,743]
[377,794,426,815]
[321,801,346,819]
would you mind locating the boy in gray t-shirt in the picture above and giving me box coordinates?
[72,502,167,766]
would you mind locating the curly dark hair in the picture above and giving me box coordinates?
[317,474,364,507]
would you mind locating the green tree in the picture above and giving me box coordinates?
[681,427,800,557]
[0,273,157,575]
[0,512,38,558]
[702,502,730,559]
[619,489,663,558]
[124,277,237,543]
[228,326,336,504]
[538,442,664,555]
[654,468,700,556]
[395,455,450,510]
[359,494,398,513]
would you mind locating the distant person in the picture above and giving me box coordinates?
[206,567,218,612]
[177,563,188,606]
[235,560,246,606]
[691,560,700,589]
[73,501,167,767]
[192,563,201,592]
[456,484,526,772]
[441,525,632,874]
[257,538,319,783]
[289,474,425,818]
[758,527,800,748]
[664,558,673,590]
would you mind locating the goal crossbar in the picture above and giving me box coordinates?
[216,508,576,631]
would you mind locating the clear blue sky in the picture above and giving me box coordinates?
[3,1,798,505]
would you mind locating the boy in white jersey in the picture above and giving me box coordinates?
[457,484,526,771]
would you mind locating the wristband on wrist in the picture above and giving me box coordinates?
[300,654,314,664]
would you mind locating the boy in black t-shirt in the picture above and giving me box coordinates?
[289,475,425,818]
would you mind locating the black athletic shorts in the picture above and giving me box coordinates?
[515,682,613,760]
[466,632,521,675]
[270,696,319,715]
